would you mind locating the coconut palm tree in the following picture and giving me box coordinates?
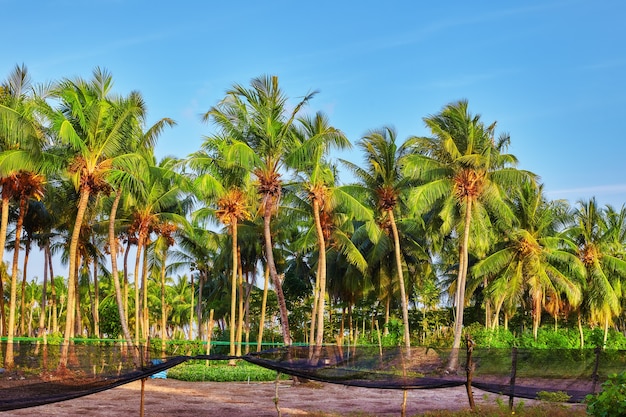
[125,156,190,345]
[203,75,316,345]
[471,182,584,339]
[568,199,626,347]
[187,132,253,357]
[405,100,534,369]
[287,111,364,349]
[106,114,175,350]
[0,64,50,368]
[341,126,417,354]
[41,67,148,367]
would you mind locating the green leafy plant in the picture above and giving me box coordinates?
[586,371,626,416]
[536,391,571,402]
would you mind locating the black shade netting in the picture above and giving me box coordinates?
[236,345,467,389]
[468,347,618,402]
[0,341,187,411]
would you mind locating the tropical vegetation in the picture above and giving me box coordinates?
[2,65,626,374]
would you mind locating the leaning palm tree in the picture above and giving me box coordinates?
[40,67,147,367]
[106,113,175,350]
[341,126,416,354]
[471,182,584,340]
[203,75,316,345]
[405,100,534,370]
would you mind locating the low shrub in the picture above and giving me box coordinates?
[585,371,626,417]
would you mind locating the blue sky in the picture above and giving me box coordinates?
[3,0,626,208]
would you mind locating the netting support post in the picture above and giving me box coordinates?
[140,377,147,417]
[509,347,518,411]
[274,371,282,417]
[592,345,601,394]
[465,334,475,410]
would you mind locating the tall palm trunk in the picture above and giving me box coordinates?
[46,243,58,334]
[256,265,270,352]
[532,291,541,341]
[141,239,150,346]
[0,194,10,336]
[133,231,146,344]
[4,196,27,368]
[92,254,99,338]
[159,247,168,355]
[309,260,320,350]
[108,190,134,351]
[229,224,237,358]
[388,209,411,355]
[313,199,327,349]
[236,247,244,357]
[263,196,291,345]
[197,272,204,340]
[38,244,49,339]
[60,188,91,368]
[189,275,194,340]
[20,232,31,336]
[447,198,472,371]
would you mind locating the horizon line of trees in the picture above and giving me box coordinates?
[1,64,626,371]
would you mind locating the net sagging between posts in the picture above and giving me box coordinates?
[238,345,620,403]
[1,342,624,411]
[0,341,186,411]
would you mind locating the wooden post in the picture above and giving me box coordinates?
[509,347,518,411]
[592,345,601,393]
[465,334,475,410]
[140,377,146,417]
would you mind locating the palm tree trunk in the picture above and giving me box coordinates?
[38,244,49,339]
[189,275,194,340]
[0,194,11,336]
[263,197,291,345]
[533,292,541,341]
[60,188,91,368]
[197,272,204,340]
[92,255,100,338]
[447,198,472,371]
[5,196,27,368]
[108,190,134,351]
[141,238,150,346]
[20,233,31,336]
[578,311,584,349]
[257,264,270,352]
[388,209,411,355]
[229,224,237,358]
[236,246,244,357]
[160,247,167,355]
[46,243,58,334]
[309,259,320,350]
[133,231,145,344]
[313,199,327,349]
[123,240,131,327]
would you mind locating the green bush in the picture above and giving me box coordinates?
[586,371,626,416]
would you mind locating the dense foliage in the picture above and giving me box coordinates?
[2,65,626,372]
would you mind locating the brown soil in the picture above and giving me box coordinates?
[0,378,585,416]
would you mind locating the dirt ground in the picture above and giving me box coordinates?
[0,378,585,417]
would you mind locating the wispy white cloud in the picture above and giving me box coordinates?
[546,184,626,200]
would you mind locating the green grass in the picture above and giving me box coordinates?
[167,360,289,382]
